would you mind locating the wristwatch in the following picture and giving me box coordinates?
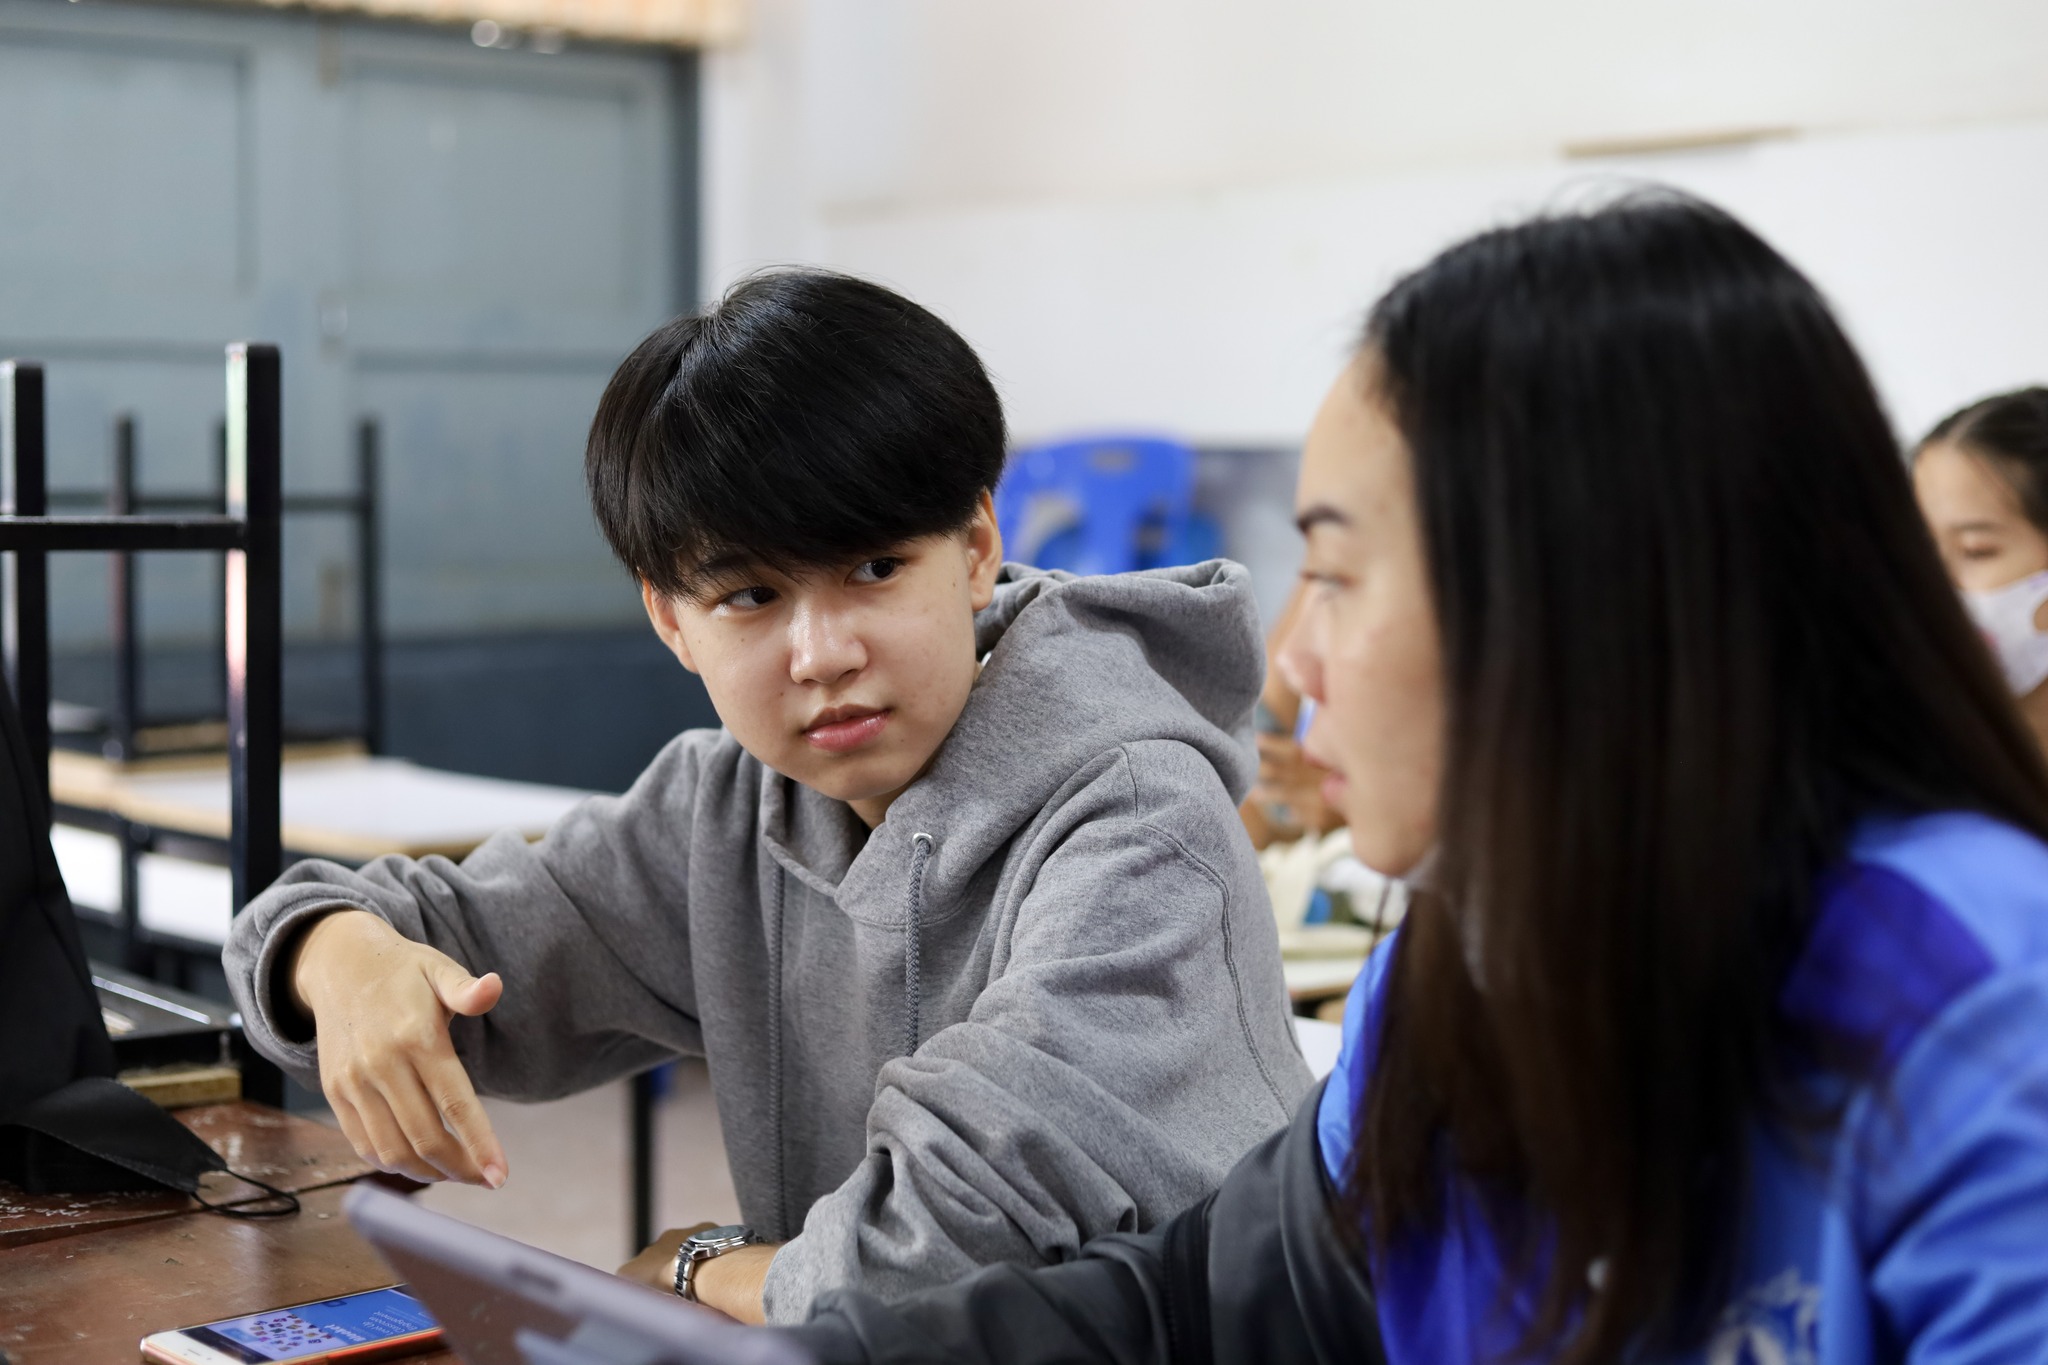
[671,1224,759,1302]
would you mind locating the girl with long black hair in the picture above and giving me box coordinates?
[780,193,2048,1364]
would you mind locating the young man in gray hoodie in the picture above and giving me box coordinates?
[222,270,1312,1325]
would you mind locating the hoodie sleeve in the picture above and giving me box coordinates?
[1844,959,2048,1363]
[221,731,718,1101]
[762,742,1309,1323]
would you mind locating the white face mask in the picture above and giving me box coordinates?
[1962,569,2048,697]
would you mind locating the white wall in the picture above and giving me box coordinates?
[703,1,2048,445]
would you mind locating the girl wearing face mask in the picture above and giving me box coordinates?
[1914,387,2048,759]
[779,195,2048,1365]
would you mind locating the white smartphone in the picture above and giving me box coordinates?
[140,1285,442,1365]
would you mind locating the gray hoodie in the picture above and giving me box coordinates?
[224,561,1312,1321]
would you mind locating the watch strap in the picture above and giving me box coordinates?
[672,1226,757,1301]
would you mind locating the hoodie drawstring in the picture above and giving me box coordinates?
[904,832,934,1057]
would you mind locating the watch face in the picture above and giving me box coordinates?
[690,1224,751,1247]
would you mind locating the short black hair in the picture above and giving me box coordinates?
[586,269,1007,599]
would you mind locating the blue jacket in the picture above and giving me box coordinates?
[1318,811,2048,1364]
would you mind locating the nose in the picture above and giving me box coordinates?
[1274,600,1324,706]
[788,598,868,687]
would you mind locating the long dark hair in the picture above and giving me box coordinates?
[1919,385,2048,535]
[1348,194,2048,1362]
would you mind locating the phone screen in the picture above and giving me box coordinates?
[178,1288,437,1363]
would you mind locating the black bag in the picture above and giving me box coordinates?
[0,1075,293,1213]
[0,678,293,1214]
[0,670,116,1120]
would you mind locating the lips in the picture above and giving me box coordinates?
[1298,734,1339,780]
[803,705,891,754]
[1298,737,1347,805]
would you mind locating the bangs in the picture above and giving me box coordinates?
[588,270,1006,599]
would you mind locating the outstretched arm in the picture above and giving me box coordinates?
[224,731,728,1185]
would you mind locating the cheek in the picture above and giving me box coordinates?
[2023,526,2048,581]
[1322,601,1444,874]
[1950,548,2011,594]
[876,603,978,716]
[689,634,790,744]
[1955,544,2048,595]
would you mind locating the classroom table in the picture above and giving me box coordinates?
[0,1103,448,1365]
[49,745,595,948]
[0,1102,371,1251]
[52,745,594,866]
[1277,920,1382,1010]
[0,1186,448,1365]
[1282,956,1367,1006]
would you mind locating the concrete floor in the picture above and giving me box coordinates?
[410,1058,741,1270]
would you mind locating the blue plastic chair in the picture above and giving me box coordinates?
[995,434,1217,576]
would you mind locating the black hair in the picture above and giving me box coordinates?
[1919,385,2048,534]
[1347,192,2048,1363]
[586,269,1007,599]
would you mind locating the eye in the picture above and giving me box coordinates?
[853,557,903,584]
[717,584,779,611]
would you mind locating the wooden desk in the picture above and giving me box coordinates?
[0,1103,371,1249]
[0,1105,432,1365]
[0,1185,448,1365]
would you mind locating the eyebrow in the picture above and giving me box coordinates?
[676,550,766,599]
[1294,503,1352,535]
[692,550,754,575]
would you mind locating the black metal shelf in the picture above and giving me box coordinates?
[0,515,248,552]
[3,350,285,1103]
[44,411,385,763]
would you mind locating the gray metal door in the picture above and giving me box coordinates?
[0,0,691,649]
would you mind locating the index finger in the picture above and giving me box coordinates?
[414,1039,507,1188]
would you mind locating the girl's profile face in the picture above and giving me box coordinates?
[1276,356,1446,877]
[1915,440,2048,617]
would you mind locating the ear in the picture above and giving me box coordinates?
[641,580,701,674]
[964,489,1004,612]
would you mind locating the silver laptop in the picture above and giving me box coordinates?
[343,1184,813,1365]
